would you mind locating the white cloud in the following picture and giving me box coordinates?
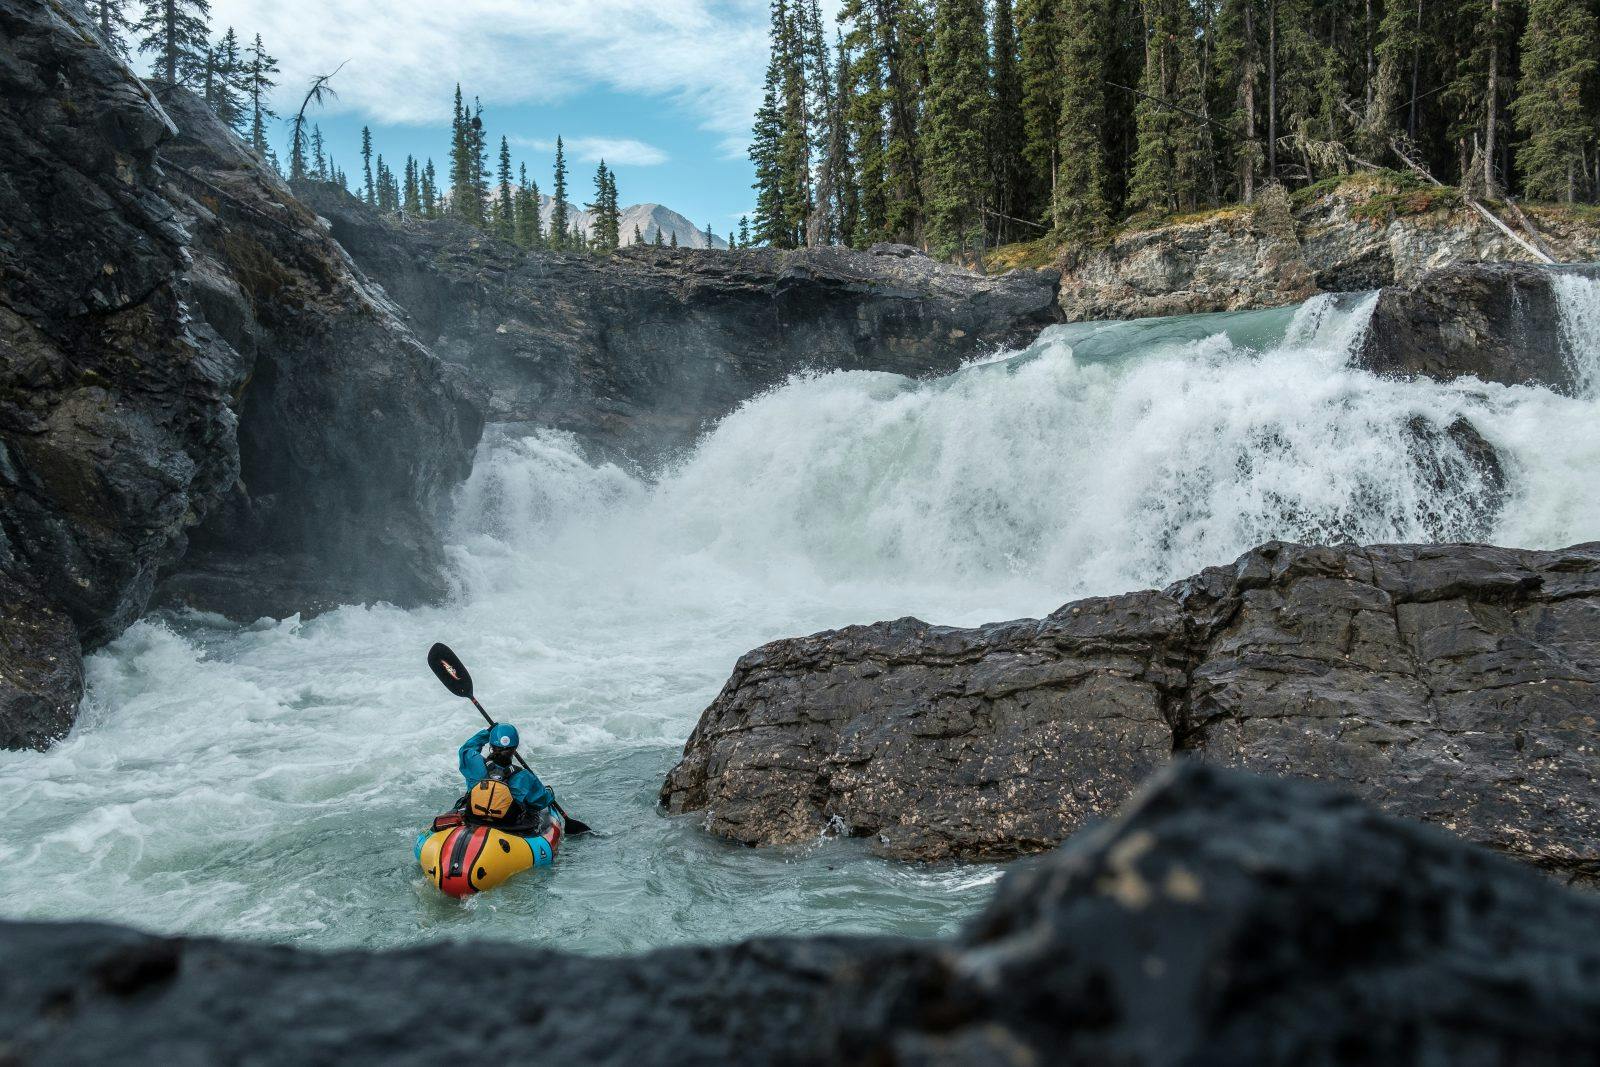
[209,0,769,155]
[512,135,670,166]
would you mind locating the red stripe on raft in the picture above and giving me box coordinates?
[439,826,489,898]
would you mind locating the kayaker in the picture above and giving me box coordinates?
[459,723,554,815]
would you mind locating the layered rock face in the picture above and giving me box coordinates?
[0,0,481,744]
[304,187,1063,459]
[1357,261,1600,392]
[151,93,482,620]
[5,765,1598,1064]
[0,0,242,746]
[662,541,1600,878]
[1057,180,1600,322]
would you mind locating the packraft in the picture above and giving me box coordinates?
[415,801,565,898]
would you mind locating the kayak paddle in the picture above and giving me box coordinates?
[427,642,592,835]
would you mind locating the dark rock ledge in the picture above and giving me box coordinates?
[4,765,1599,1065]
[662,540,1600,879]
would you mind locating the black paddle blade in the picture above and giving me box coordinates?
[556,803,593,836]
[427,642,474,698]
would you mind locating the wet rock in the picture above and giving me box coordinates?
[0,0,482,744]
[0,0,243,747]
[1356,261,1600,391]
[302,187,1063,460]
[5,765,1600,1064]
[663,541,1600,878]
[150,91,482,620]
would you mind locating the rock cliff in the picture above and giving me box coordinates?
[1056,178,1600,322]
[304,187,1064,460]
[662,540,1600,880]
[0,0,480,745]
[4,765,1598,1064]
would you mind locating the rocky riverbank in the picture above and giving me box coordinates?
[0,0,479,746]
[302,186,1064,460]
[5,764,1599,1064]
[662,540,1600,881]
[1053,178,1600,322]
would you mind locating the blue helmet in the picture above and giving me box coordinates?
[490,723,520,750]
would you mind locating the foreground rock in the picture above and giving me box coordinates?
[1055,177,1600,322]
[1356,261,1600,392]
[5,765,1599,1064]
[305,188,1063,459]
[662,541,1600,879]
[0,0,480,745]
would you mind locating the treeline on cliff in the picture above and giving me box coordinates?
[750,0,1600,255]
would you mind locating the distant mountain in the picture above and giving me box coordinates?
[537,194,728,249]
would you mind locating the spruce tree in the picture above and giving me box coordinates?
[243,34,278,159]
[633,223,645,245]
[1512,0,1600,201]
[404,156,421,214]
[988,0,1026,238]
[496,136,515,240]
[923,0,990,256]
[90,0,134,56]
[549,137,570,251]
[1015,0,1061,222]
[750,42,790,245]
[515,164,543,247]
[654,227,666,246]
[422,159,439,218]
[670,229,679,247]
[1052,0,1113,233]
[202,28,244,130]
[361,127,376,206]
[311,126,328,180]
[137,0,212,86]
[739,215,751,245]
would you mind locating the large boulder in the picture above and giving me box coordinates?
[0,0,243,745]
[304,189,1063,460]
[3,765,1599,1064]
[662,541,1600,878]
[1355,261,1600,392]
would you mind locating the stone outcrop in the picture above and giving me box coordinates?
[1356,261,1600,392]
[150,92,482,620]
[304,187,1064,459]
[0,0,242,746]
[0,0,481,745]
[5,765,1599,1064]
[1056,178,1600,322]
[662,540,1600,879]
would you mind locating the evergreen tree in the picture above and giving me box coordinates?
[1128,0,1208,212]
[515,164,543,248]
[1015,0,1062,221]
[404,156,421,214]
[202,28,244,129]
[90,0,134,56]
[704,221,716,246]
[633,223,645,245]
[1512,0,1600,200]
[923,0,990,256]
[670,229,679,247]
[243,34,278,158]
[988,0,1026,238]
[838,2,889,242]
[136,0,212,86]
[1052,0,1115,233]
[422,159,439,218]
[739,215,751,244]
[311,125,328,180]
[750,36,791,245]
[361,127,376,206]
[654,227,666,246]
[496,136,516,240]
[587,161,621,249]
[549,137,570,250]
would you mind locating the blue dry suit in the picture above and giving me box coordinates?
[458,728,554,811]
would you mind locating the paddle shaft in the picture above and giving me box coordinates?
[468,695,588,834]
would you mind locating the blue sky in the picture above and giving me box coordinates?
[198,0,787,228]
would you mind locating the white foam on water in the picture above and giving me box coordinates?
[1,280,1596,951]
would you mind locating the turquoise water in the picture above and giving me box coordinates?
[1,280,1597,953]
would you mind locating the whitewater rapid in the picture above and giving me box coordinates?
[2,274,1597,952]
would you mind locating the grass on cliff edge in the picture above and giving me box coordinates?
[985,170,1599,274]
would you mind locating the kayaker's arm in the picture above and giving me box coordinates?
[509,768,554,810]
[458,727,492,786]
